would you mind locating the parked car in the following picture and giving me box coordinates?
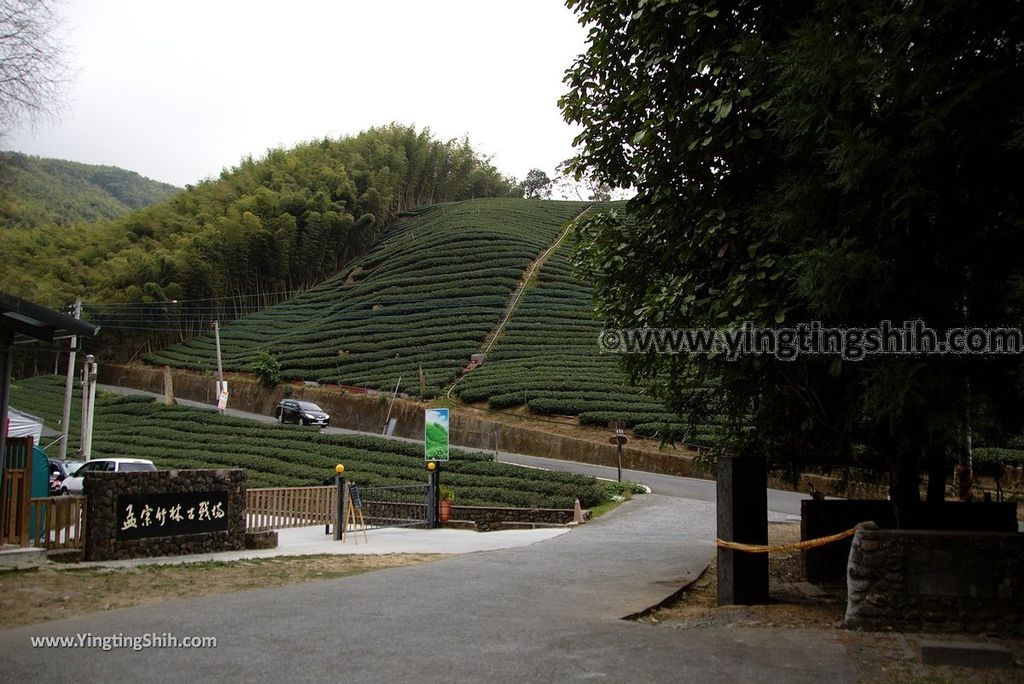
[274,400,330,427]
[47,459,83,496]
[60,458,157,495]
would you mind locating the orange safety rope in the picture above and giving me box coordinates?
[715,526,858,554]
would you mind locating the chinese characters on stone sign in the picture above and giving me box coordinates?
[121,500,225,529]
[116,491,229,540]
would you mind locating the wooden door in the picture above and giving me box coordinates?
[1,436,34,545]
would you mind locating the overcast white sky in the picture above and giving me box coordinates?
[7,0,588,188]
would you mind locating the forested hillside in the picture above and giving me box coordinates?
[0,152,180,227]
[0,125,520,311]
[145,199,587,394]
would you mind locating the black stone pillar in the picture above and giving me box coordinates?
[717,454,769,605]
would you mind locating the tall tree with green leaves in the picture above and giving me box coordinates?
[522,168,553,199]
[561,0,1024,523]
[0,124,522,308]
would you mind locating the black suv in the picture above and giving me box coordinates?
[274,400,330,427]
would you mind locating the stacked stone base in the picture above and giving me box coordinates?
[845,524,1024,635]
[84,469,246,562]
[244,530,278,549]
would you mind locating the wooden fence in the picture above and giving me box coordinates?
[29,496,86,550]
[246,486,335,531]
[2,437,33,546]
[24,487,341,548]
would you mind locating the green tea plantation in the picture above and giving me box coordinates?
[454,236,727,444]
[145,199,588,396]
[11,375,607,508]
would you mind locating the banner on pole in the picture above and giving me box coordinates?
[216,381,229,412]
[424,408,450,461]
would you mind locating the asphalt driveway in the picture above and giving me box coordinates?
[0,494,855,683]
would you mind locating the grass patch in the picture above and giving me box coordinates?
[0,554,447,629]
[589,480,647,518]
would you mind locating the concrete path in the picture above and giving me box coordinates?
[0,495,856,683]
[77,524,571,568]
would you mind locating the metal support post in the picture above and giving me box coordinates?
[333,463,347,541]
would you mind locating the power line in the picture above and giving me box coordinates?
[82,307,272,315]
[79,264,527,311]
[87,325,214,333]
[80,288,309,307]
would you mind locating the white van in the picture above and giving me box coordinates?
[60,458,156,495]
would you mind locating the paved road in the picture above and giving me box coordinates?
[493,451,806,519]
[0,495,855,683]
[98,384,809,519]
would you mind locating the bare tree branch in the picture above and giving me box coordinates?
[0,0,69,134]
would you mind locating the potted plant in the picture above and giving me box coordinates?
[439,485,455,523]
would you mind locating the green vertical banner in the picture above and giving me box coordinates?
[425,408,450,461]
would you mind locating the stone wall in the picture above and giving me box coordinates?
[84,469,246,561]
[845,524,1024,635]
[802,499,1018,586]
[244,530,278,549]
[350,499,579,532]
[450,505,582,532]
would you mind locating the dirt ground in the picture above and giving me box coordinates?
[0,554,445,629]
[638,523,1024,683]
[639,523,846,630]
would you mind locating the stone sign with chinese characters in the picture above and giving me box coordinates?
[84,469,246,562]
[116,491,229,540]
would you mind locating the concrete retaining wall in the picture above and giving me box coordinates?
[845,525,1024,635]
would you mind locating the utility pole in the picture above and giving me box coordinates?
[80,354,97,461]
[213,320,225,412]
[609,420,627,483]
[59,299,81,460]
[0,329,14,499]
[382,376,401,435]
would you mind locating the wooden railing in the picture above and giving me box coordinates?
[246,486,335,531]
[29,496,86,550]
